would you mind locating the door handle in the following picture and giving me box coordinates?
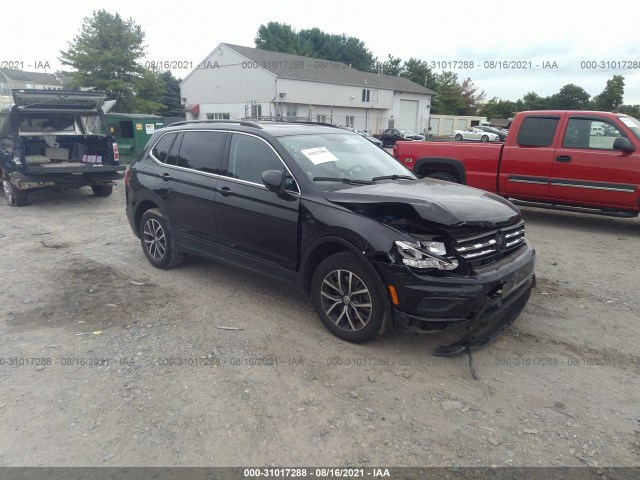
[220,186,232,196]
[161,172,171,181]
[555,155,572,163]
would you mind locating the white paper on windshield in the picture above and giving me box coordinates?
[301,147,338,165]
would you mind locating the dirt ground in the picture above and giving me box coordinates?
[0,182,638,469]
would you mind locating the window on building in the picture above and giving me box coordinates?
[346,116,355,127]
[317,114,327,123]
[206,113,231,120]
[286,105,298,118]
[362,89,371,103]
[0,83,9,94]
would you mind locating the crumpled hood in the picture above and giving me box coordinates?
[322,178,521,227]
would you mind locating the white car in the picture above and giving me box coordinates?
[453,127,500,142]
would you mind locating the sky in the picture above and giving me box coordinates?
[3,0,640,105]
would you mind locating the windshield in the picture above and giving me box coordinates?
[277,132,415,187]
[618,115,640,141]
[401,129,418,136]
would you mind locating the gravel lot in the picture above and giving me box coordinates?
[0,182,638,469]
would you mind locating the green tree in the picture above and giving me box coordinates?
[549,84,591,110]
[255,23,376,72]
[156,71,183,116]
[521,91,549,110]
[59,10,146,111]
[431,71,465,115]
[593,75,625,111]
[479,98,521,119]
[128,69,165,114]
[618,104,640,117]
[401,58,437,90]
[255,22,300,54]
[459,77,486,115]
[378,54,402,76]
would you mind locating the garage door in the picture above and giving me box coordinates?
[442,118,454,136]
[429,117,440,136]
[397,100,418,131]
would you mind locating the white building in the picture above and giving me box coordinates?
[180,43,434,135]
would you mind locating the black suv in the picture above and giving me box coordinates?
[125,120,535,355]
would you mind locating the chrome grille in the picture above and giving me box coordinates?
[453,222,525,262]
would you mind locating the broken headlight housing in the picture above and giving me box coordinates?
[394,240,459,271]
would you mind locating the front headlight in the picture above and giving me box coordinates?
[394,241,459,271]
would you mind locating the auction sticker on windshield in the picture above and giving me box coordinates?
[301,147,338,165]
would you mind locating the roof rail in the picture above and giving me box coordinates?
[257,119,341,129]
[167,119,263,128]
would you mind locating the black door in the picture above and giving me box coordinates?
[155,130,226,256]
[215,133,300,282]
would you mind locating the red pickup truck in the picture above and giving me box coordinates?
[393,111,640,217]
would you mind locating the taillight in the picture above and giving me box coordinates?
[113,143,120,162]
[124,168,131,187]
[393,144,399,158]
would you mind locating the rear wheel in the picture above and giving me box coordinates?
[454,134,463,141]
[91,184,113,197]
[311,252,386,343]
[3,179,28,207]
[140,208,184,269]
[481,135,489,142]
[426,172,458,183]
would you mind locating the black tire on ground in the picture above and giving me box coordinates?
[3,179,28,207]
[139,208,184,269]
[311,251,387,343]
[481,135,489,142]
[454,134,463,141]
[426,172,458,183]
[91,184,113,197]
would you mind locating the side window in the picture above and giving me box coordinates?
[165,133,183,166]
[175,131,225,173]
[517,116,559,147]
[562,118,624,150]
[151,133,177,163]
[226,134,287,186]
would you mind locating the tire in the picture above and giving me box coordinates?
[140,208,184,269]
[454,134,463,141]
[380,139,386,147]
[3,179,28,207]
[426,172,458,183]
[481,135,489,143]
[311,252,387,343]
[91,184,113,197]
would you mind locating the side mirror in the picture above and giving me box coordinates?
[613,137,635,153]
[262,169,285,193]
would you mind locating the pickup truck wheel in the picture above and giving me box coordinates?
[3,179,28,207]
[481,135,489,142]
[311,252,386,343]
[454,134,463,141]
[91,184,113,197]
[140,208,184,269]
[426,172,458,183]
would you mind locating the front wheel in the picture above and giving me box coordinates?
[454,134,463,141]
[91,184,113,197]
[140,208,184,269]
[3,179,28,207]
[481,135,489,142]
[311,252,386,343]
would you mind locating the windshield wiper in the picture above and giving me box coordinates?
[313,177,375,185]
[371,174,416,182]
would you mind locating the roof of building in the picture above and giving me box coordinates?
[219,44,435,96]
[0,68,63,86]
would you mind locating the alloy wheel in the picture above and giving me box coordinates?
[143,218,167,261]
[319,269,372,332]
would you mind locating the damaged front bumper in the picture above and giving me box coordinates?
[374,239,535,356]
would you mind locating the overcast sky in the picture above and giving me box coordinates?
[4,0,640,105]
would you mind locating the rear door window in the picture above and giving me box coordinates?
[517,116,559,147]
[175,131,225,174]
[151,133,177,163]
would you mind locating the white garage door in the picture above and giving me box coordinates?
[442,118,454,136]
[397,100,418,131]
[429,118,440,136]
